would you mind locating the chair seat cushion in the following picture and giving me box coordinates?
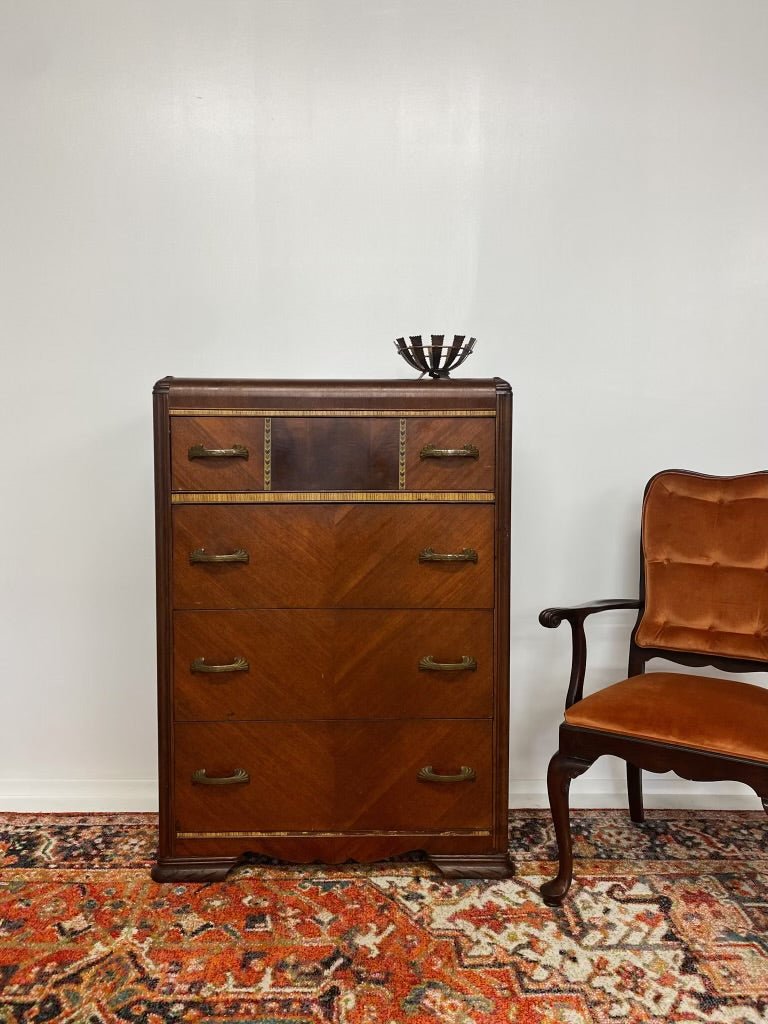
[564,672,768,762]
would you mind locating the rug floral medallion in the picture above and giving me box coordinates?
[1,809,767,1023]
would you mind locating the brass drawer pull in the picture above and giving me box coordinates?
[418,765,476,783]
[189,548,249,564]
[192,768,250,786]
[191,656,249,674]
[419,547,478,563]
[420,443,479,460]
[419,655,477,672]
[188,443,249,460]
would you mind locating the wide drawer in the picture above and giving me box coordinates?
[174,720,493,834]
[173,608,493,721]
[172,504,495,609]
[170,415,495,493]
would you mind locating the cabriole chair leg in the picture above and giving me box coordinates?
[540,750,592,907]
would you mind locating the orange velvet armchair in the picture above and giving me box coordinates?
[539,469,768,906]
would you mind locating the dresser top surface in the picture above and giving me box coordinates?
[155,377,511,412]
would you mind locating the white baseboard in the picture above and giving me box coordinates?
[0,778,761,813]
[508,778,763,810]
[0,779,158,812]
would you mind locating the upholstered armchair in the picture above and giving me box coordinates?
[539,469,768,906]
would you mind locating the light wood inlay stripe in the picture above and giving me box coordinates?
[177,828,493,839]
[170,408,496,418]
[263,417,271,491]
[399,418,407,491]
[171,490,495,504]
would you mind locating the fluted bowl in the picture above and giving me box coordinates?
[394,335,476,379]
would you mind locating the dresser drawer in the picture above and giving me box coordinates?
[405,418,495,491]
[171,414,495,494]
[172,504,495,609]
[171,417,265,492]
[174,720,493,833]
[173,608,493,721]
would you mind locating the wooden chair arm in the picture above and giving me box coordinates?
[539,599,642,709]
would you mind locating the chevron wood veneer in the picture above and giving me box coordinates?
[152,376,513,881]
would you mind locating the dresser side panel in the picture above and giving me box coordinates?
[153,383,175,859]
[493,382,513,848]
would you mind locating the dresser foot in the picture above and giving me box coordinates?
[430,852,514,879]
[151,857,241,882]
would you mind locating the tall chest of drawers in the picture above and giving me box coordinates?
[152,377,512,881]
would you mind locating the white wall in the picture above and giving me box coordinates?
[1,0,767,811]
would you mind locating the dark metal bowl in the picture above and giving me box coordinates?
[394,335,476,379]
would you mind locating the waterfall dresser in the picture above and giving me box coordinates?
[152,377,512,880]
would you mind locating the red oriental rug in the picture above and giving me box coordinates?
[1,809,768,1022]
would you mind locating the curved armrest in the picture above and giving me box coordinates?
[539,599,641,629]
[539,599,642,709]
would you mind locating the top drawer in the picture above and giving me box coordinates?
[170,415,496,493]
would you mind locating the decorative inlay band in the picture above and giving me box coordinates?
[263,417,271,491]
[170,408,496,418]
[399,418,406,490]
[172,490,495,504]
[177,828,493,839]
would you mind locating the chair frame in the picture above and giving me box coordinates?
[539,470,768,907]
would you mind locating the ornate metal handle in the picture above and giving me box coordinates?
[188,443,249,460]
[419,655,477,672]
[419,547,478,563]
[191,768,250,786]
[419,443,479,460]
[189,548,249,564]
[191,656,249,674]
[417,765,476,783]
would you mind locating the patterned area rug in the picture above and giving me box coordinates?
[1,809,768,1022]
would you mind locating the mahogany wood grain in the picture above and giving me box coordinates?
[406,418,495,491]
[173,608,493,721]
[163,377,499,412]
[430,853,514,878]
[167,836,511,871]
[271,417,399,491]
[171,416,265,492]
[153,376,512,880]
[492,380,513,853]
[153,381,175,863]
[171,504,495,609]
[174,720,493,833]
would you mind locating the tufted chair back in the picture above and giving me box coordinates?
[634,470,768,664]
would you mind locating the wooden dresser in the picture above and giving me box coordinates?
[152,377,512,881]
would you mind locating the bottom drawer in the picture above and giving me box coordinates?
[174,720,493,835]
